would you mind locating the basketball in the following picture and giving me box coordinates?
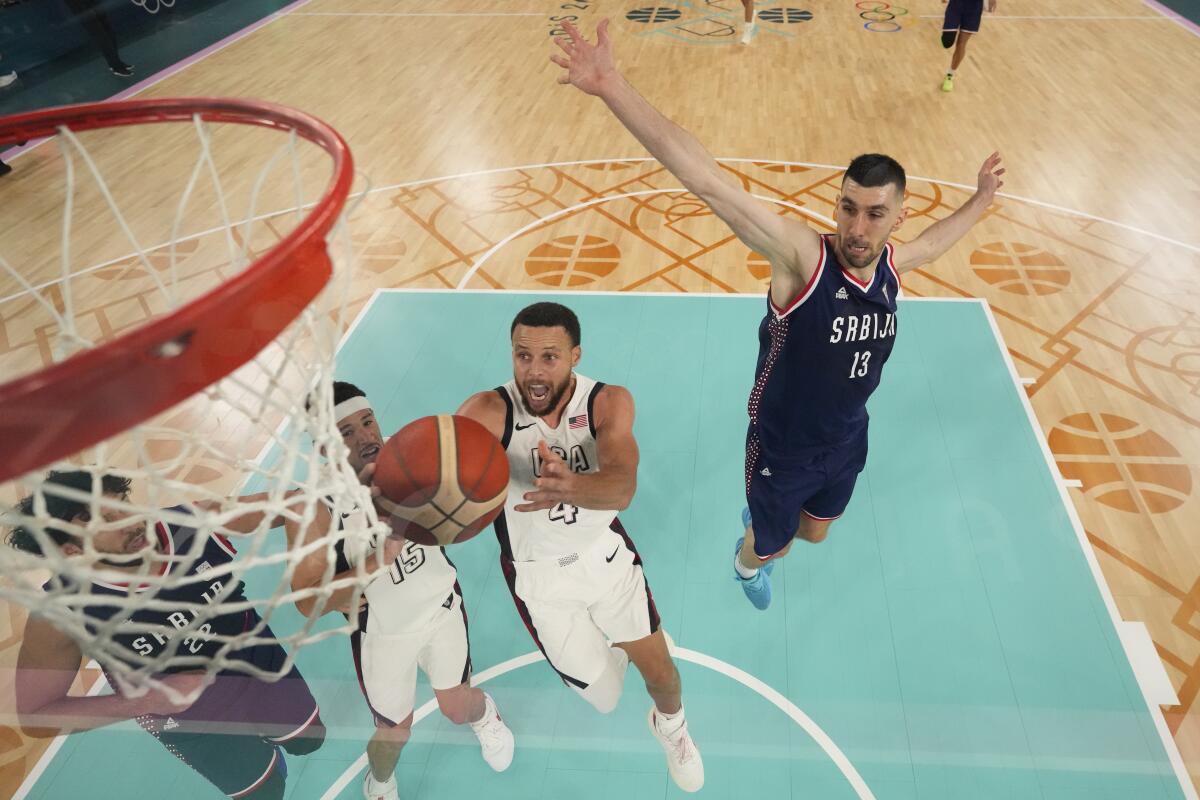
[373,414,510,546]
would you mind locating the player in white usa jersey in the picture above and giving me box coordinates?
[458,302,704,793]
[289,382,513,800]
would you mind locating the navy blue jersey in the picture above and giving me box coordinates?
[54,506,254,674]
[748,234,900,463]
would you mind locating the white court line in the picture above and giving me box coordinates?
[386,157,1200,257]
[319,648,877,800]
[6,155,1197,305]
[12,675,111,800]
[976,299,1197,800]
[453,188,832,289]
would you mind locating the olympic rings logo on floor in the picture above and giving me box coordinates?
[856,1,907,32]
[130,0,176,14]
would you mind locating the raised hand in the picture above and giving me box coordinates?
[515,440,575,512]
[976,151,1005,201]
[549,20,618,97]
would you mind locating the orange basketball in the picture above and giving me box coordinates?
[374,415,509,546]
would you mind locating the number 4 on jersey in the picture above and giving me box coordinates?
[549,502,579,525]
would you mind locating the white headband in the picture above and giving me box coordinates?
[334,396,373,423]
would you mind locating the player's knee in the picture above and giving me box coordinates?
[276,718,326,756]
[941,31,957,48]
[575,661,625,714]
[374,715,414,744]
[637,655,679,692]
[240,763,286,800]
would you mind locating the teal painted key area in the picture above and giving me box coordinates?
[21,291,1186,800]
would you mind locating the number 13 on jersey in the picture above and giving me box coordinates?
[849,350,871,378]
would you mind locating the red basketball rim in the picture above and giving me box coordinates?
[0,98,354,483]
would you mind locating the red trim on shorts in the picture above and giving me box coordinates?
[610,518,661,634]
[499,556,588,690]
[349,607,399,727]
[229,746,277,798]
[267,703,320,743]
[214,533,237,557]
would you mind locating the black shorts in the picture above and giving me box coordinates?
[745,424,868,559]
[135,637,320,797]
[943,0,984,33]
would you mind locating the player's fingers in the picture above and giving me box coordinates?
[550,55,569,69]
[562,20,584,44]
[554,36,575,55]
[995,168,1006,176]
[557,75,571,85]
[597,17,611,46]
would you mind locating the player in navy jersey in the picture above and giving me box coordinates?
[551,20,1005,610]
[941,0,996,92]
[10,470,325,799]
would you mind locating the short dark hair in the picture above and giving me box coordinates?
[510,302,581,348]
[305,380,368,414]
[8,470,132,556]
[333,381,367,407]
[844,154,906,196]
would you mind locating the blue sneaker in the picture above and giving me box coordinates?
[739,508,774,576]
[734,536,772,610]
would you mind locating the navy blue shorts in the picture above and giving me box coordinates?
[135,628,321,797]
[943,0,984,33]
[744,424,867,559]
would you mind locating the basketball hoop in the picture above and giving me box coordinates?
[0,98,352,483]
[0,98,388,698]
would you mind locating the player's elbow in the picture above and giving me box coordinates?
[20,723,59,739]
[613,480,636,511]
[16,709,59,739]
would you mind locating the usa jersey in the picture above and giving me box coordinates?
[749,234,900,462]
[329,499,459,636]
[63,506,253,674]
[493,374,617,562]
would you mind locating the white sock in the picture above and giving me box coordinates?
[655,706,686,735]
[946,68,956,77]
[734,555,758,579]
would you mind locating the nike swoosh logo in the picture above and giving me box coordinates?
[605,547,620,563]
[515,422,536,430]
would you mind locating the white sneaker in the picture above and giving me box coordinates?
[740,22,754,44]
[648,707,704,792]
[469,692,514,771]
[0,71,16,88]
[362,771,398,800]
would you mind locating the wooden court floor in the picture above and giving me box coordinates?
[1,0,1198,794]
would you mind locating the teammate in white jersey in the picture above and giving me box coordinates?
[457,302,704,793]
[290,382,514,800]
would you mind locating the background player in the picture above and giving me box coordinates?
[10,470,325,799]
[457,301,704,793]
[942,0,996,92]
[290,381,514,800]
[549,20,1004,610]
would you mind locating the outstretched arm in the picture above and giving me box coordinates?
[15,618,201,736]
[514,385,638,512]
[891,152,1005,273]
[551,20,820,286]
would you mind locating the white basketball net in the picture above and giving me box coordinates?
[0,110,389,702]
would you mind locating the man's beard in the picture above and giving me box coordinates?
[520,374,574,418]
